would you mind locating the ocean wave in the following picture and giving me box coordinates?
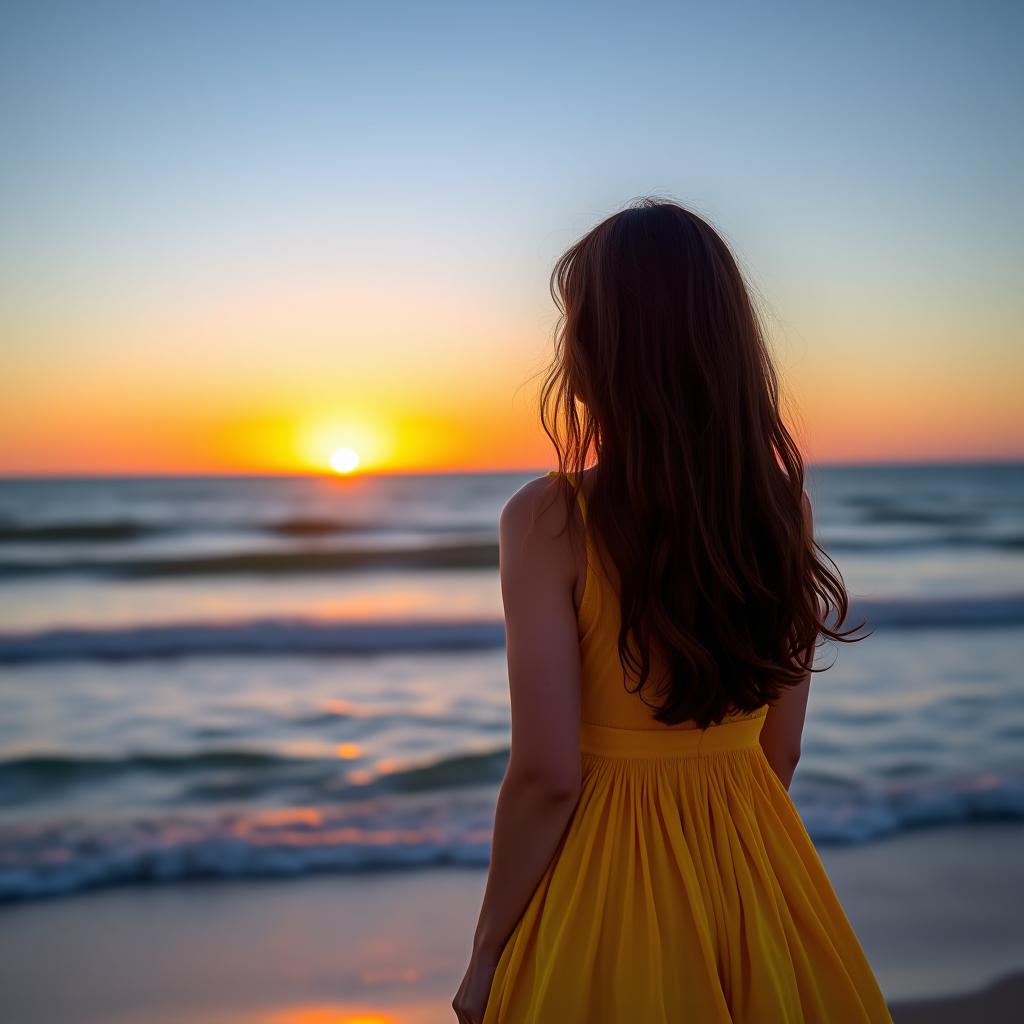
[794,771,1024,843]
[1,771,1022,903]
[12,508,995,542]
[262,517,464,537]
[0,618,507,663]
[0,791,499,902]
[825,534,1024,552]
[852,504,987,527]
[0,595,1021,664]
[0,541,498,579]
[2,530,1024,577]
[0,520,170,543]
[0,745,511,806]
[0,516,468,547]
[838,594,1024,629]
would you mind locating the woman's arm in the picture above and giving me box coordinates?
[759,665,811,791]
[758,490,815,791]
[471,476,584,956]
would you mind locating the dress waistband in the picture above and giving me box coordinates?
[579,705,769,758]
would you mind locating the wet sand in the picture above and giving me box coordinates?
[891,971,1024,1023]
[0,822,1020,1023]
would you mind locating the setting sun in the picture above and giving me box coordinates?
[293,417,392,474]
[330,447,361,474]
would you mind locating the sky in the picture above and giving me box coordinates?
[1,0,1021,475]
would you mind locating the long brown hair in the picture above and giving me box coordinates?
[538,197,867,728]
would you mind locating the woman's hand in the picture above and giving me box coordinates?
[452,944,502,1023]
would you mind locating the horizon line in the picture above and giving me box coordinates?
[1,456,1022,482]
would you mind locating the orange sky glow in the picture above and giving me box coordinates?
[2,5,1020,476]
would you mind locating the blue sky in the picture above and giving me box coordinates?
[1,0,1021,471]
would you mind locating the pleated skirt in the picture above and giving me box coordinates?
[482,708,894,1023]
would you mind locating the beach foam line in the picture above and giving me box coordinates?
[2,768,1024,902]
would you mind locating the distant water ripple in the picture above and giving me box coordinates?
[1,595,1022,663]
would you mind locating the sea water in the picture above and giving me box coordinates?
[0,464,1021,901]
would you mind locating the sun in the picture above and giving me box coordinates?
[297,417,385,474]
[329,447,360,474]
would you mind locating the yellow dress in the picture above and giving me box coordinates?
[482,471,893,1023]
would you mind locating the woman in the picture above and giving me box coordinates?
[453,198,893,1023]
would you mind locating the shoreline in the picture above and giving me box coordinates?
[0,822,1020,1022]
[891,971,1024,1023]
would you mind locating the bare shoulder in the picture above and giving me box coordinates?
[498,474,578,578]
[499,474,573,540]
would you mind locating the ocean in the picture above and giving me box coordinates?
[0,464,1021,903]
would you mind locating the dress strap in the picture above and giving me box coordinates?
[548,470,595,618]
[546,470,587,523]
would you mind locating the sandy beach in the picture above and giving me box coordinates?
[0,822,1021,1023]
